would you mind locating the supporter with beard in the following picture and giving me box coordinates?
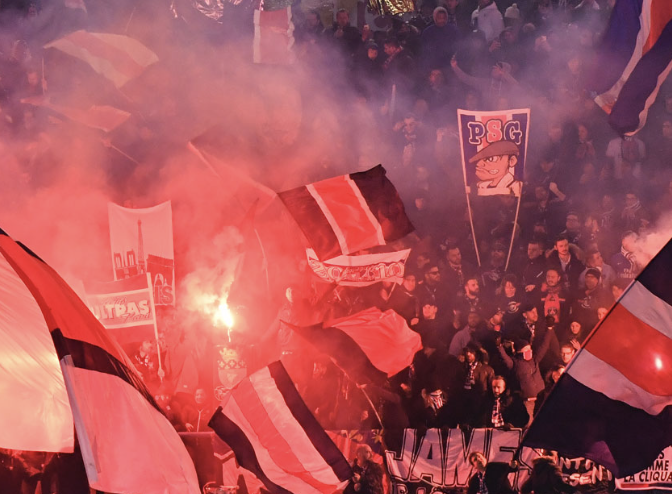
[478,375,529,429]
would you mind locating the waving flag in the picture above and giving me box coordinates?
[209,361,352,494]
[523,237,672,477]
[45,31,158,88]
[253,7,295,65]
[0,229,199,494]
[288,307,422,383]
[278,165,414,261]
[591,0,672,135]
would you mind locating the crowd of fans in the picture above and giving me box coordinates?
[1,0,672,491]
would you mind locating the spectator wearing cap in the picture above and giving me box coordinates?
[498,325,555,423]
[578,248,616,290]
[571,267,612,333]
[420,6,459,72]
[415,377,458,428]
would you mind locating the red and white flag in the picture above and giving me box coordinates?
[22,97,130,133]
[108,201,175,306]
[278,165,414,261]
[45,31,158,88]
[0,228,199,494]
[253,7,295,65]
[209,361,353,494]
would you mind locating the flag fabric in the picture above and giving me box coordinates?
[253,7,295,65]
[84,273,157,344]
[306,248,411,286]
[21,97,131,133]
[0,228,199,494]
[45,30,158,88]
[278,165,414,261]
[108,201,175,305]
[523,237,672,477]
[457,108,530,197]
[591,0,672,135]
[288,307,422,383]
[208,361,353,494]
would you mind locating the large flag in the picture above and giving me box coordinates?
[108,201,175,305]
[253,7,295,65]
[45,31,158,88]
[288,307,422,383]
[458,108,530,198]
[306,248,411,286]
[278,165,414,261]
[21,97,131,132]
[590,0,672,135]
[209,361,353,494]
[0,228,199,493]
[523,237,672,477]
[84,273,158,344]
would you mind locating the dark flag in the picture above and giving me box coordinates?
[278,165,414,261]
[523,237,672,477]
[209,361,352,494]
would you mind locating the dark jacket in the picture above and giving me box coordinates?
[479,389,529,429]
[468,462,517,494]
[499,328,554,399]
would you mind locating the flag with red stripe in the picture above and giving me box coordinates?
[0,229,199,494]
[253,7,295,65]
[523,237,672,477]
[288,307,422,384]
[590,0,672,135]
[278,165,414,261]
[21,97,131,132]
[208,361,353,494]
[45,30,158,88]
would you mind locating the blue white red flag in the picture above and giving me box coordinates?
[523,237,672,477]
[591,0,672,135]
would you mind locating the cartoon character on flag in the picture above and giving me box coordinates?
[458,109,530,198]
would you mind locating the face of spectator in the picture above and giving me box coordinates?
[306,12,320,27]
[546,269,561,288]
[425,266,441,285]
[447,247,462,266]
[357,446,373,464]
[367,47,378,60]
[429,69,444,88]
[446,0,458,11]
[504,281,516,297]
[588,251,603,268]
[625,193,638,208]
[492,378,506,397]
[566,214,580,232]
[585,273,599,290]
[384,43,399,56]
[422,304,438,319]
[578,124,589,142]
[556,239,570,257]
[475,155,516,184]
[435,11,448,27]
[467,312,481,328]
[465,279,480,296]
[560,346,575,364]
[548,124,562,142]
[570,321,582,335]
[612,284,624,301]
[524,307,538,323]
[417,253,430,269]
[195,389,207,405]
[490,310,504,326]
[470,453,487,471]
[527,242,542,260]
[336,11,349,27]
[465,348,477,363]
[403,275,416,292]
[602,194,614,210]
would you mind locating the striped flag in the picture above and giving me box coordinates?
[253,7,295,65]
[591,0,672,135]
[0,229,199,494]
[278,165,414,261]
[208,361,353,494]
[45,31,158,88]
[288,307,423,383]
[21,96,131,132]
[523,237,672,477]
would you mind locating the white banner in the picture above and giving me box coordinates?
[617,447,672,490]
[306,248,410,286]
[108,201,175,306]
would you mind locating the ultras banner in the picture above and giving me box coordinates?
[84,273,157,344]
[108,201,175,306]
[458,109,531,197]
[306,248,411,286]
[616,447,672,491]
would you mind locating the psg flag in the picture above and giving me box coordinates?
[523,236,672,477]
[0,228,199,494]
[278,165,414,261]
[209,361,352,494]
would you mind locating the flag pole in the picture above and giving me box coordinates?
[146,272,164,382]
[465,191,481,266]
[504,192,522,271]
[331,361,385,430]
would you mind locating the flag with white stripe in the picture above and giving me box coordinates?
[278,165,414,261]
[523,237,672,477]
[45,31,158,88]
[590,0,672,135]
[208,361,353,494]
